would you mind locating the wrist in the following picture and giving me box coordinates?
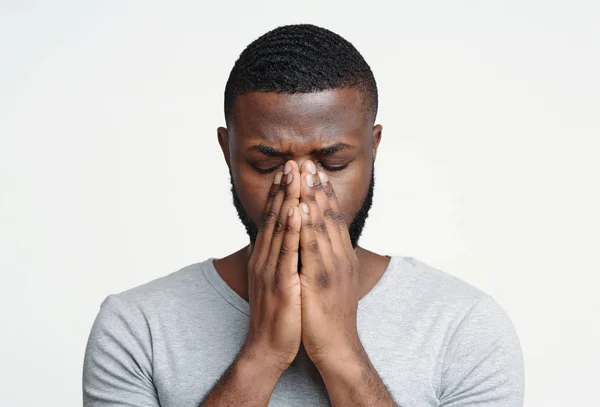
[314,344,369,379]
[237,342,289,380]
[317,352,368,390]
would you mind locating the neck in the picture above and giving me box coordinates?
[213,243,390,303]
[237,243,372,274]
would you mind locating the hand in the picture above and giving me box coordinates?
[242,160,303,373]
[297,160,364,371]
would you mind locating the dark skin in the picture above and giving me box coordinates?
[216,88,388,304]
[203,88,398,406]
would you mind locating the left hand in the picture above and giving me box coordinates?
[297,160,363,370]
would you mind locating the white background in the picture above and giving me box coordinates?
[1,1,598,406]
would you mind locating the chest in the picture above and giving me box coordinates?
[151,315,443,407]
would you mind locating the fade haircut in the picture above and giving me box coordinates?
[223,24,378,127]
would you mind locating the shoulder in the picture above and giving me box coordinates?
[96,258,213,319]
[81,262,215,407]
[392,255,521,351]
[390,256,523,403]
[393,255,489,309]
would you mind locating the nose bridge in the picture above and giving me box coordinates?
[284,140,317,169]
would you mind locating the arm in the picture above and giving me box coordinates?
[83,295,160,406]
[294,164,400,406]
[317,348,399,407]
[84,297,287,407]
[84,163,304,407]
[201,162,305,406]
[198,344,285,407]
[315,294,524,407]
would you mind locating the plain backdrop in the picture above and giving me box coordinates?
[1,1,598,406]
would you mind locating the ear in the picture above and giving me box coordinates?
[217,126,231,168]
[371,124,383,162]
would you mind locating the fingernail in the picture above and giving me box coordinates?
[274,172,283,185]
[318,171,328,185]
[284,162,292,174]
[288,207,293,217]
[286,172,293,184]
[306,161,316,175]
[305,173,313,187]
[301,203,309,214]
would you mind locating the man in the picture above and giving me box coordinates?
[83,24,524,406]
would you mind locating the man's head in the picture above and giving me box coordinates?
[217,24,382,249]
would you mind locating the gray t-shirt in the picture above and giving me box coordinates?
[82,255,524,406]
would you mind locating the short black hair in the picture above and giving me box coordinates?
[224,24,378,127]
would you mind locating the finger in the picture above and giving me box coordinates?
[317,170,353,252]
[300,163,335,270]
[274,206,301,288]
[267,161,300,270]
[253,170,285,261]
[298,201,327,286]
[312,170,344,253]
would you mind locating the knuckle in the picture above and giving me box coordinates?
[306,240,320,254]
[284,220,296,233]
[314,220,328,235]
[323,207,337,222]
[278,243,289,258]
[324,186,336,198]
[280,243,298,258]
[304,192,317,203]
[303,218,314,230]
[267,185,279,200]
[261,208,277,226]
[283,190,294,202]
[273,216,285,234]
[317,271,329,289]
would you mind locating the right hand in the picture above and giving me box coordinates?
[241,159,302,373]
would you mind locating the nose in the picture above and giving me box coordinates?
[287,158,314,173]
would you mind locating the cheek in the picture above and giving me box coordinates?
[236,168,272,222]
[330,183,354,222]
[331,174,368,221]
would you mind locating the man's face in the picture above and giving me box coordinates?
[218,88,382,249]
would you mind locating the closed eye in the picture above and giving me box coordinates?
[320,162,350,172]
[251,163,281,174]
[250,162,350,174]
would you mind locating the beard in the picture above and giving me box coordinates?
[229,161,375,256]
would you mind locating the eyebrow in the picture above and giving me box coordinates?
[247,142,353,157]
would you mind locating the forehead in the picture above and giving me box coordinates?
[230,88,369,145]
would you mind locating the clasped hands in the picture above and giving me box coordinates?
[244,159,364,375]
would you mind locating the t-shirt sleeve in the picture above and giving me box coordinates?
[83,294,160,407]
[438,294,525,407]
